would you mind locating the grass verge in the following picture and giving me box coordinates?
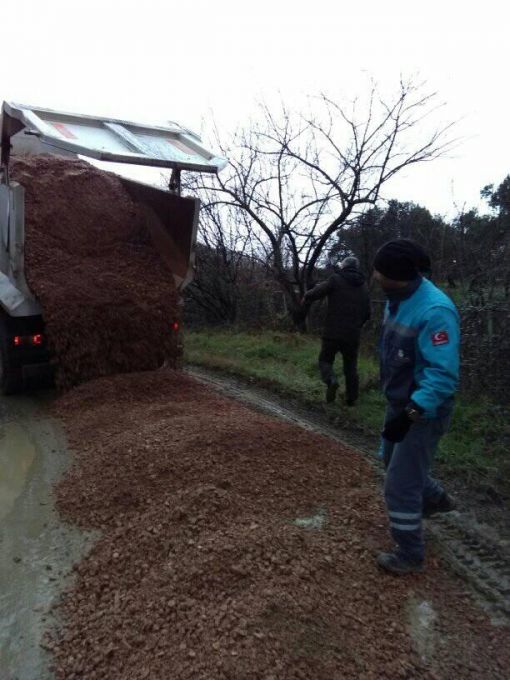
[185,329,509,491]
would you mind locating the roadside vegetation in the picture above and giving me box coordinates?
[185,329,509,493]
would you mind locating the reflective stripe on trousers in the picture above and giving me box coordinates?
[382,404,451,562]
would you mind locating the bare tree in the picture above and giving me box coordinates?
[183,193,261,324]
[194,80,455,327]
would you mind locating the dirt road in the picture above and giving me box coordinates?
[0,394,92,680]
[188,367,510,623]
[49,369,510,678]
[1,370,509,679]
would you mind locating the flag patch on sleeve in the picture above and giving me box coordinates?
[432,330,449,346]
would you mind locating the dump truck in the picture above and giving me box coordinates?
[0,101,226,394]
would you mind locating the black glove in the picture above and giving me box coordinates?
[382,402,423,443]
[382,410,412,443]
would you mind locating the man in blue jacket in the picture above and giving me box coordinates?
[373,239,459,575]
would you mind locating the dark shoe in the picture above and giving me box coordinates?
[376,552,424,575]
[423,492,456,519]
[346,398,356,407]
[325,381,339,403]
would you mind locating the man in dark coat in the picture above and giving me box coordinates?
[303,256,370,406]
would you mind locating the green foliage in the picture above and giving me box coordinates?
[482,174,510,217]
[332,199,451,278]
[185,330,331,404]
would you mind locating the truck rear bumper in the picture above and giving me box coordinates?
[22,360,54,381]
[0,312,53,393]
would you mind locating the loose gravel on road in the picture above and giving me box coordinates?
[47,369,510,679]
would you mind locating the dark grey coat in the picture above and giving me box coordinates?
[304,266,370,340]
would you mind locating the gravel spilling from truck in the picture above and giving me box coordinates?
[11,156,180,389]
[46,369,510,679]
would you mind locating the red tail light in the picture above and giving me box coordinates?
[12,334,44,347]
[171,321,179,332]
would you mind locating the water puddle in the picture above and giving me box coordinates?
[0,398,93,680]
[0,422,37,522]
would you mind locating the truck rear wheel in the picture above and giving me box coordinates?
[0,319,23,395]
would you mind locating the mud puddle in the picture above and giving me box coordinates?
[0,423,36,522]
[0,394,93,680]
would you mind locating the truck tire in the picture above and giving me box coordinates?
[0,319,23,395]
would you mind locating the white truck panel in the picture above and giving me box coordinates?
[0,183,41,317]
[2,102,227,173]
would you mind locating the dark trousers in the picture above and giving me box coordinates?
[382,404,451,562]
[318,337,359,403]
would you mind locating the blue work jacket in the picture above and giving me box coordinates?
[380,278,460,418]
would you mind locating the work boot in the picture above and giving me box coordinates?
[325,381,339,403]
[423,492,456,519]
[376,552,424,575]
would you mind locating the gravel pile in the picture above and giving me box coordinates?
[47,370,510,679]
[11,156,180,389]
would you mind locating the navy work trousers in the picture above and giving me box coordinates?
[382,404,451,563]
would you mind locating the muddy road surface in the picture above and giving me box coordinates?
[0,393,92,680]
[1,371,509,679]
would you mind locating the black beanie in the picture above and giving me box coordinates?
[373,239,431,282]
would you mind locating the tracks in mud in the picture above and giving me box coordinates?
[432,513,510,620]
[187,366,510,625]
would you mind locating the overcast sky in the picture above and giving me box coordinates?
[4,0,509,216]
